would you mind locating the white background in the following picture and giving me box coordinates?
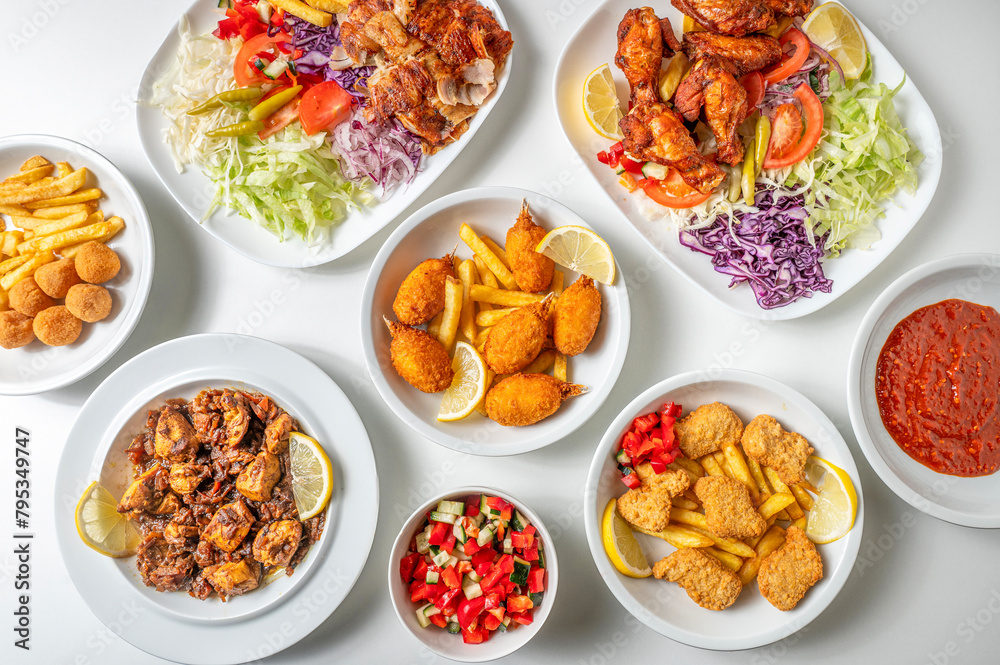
[2,0,999,664]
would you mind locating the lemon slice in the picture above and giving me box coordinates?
[289,431,334,520]
[583,64,623,140]
[804,456,858,544]
[601,498,652,578]
[437,341,488,422]
[535,225,616,285]
[75,481,141,558]
[802,3,868,80]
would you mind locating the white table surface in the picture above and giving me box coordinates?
[2,1,999,663]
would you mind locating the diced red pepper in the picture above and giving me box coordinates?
[528,567,546,593]
[441,565,461,590]
[507,595,534,613]
[480,556,513,591]
[499,506,512,521]
[213,17,239,40]
[662,402,682,418]
[650,459,667,474]
[486,496,511,512]
[511,531,534,550]
[270,7,285,26]
[523,541,539,562]
[399,553,419,583]
[523,525,536,536]
[621,470,642,489]
[597,150,610,165]
[441,532,457,554]
[413,559,428,582]
[463,537,481,556]
[462,625,490,644]
[410,582,441,603]
[633,412,659,432]
[465,500,480,517]
[457,561,473,576]
[434,588,461,611]
[487,607,505,622]
[428,522,449,546]
[429,614,448,628]
[608,141,624,167]
[457,596,486,629]
[621,430,641,454]
[475,561,493,577]
[511,609,535,625]
[471,548,496,568]
[483,614,501,630]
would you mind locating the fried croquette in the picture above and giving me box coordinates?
[694,475,766,539]
[9,277,55,317]
[75,241,121,283]
[484,373,586,426]
[0,311,35,349]
[384,318,454,393]
[33,258,82,298]
[653,548,742,611]
[757,526,823,611]
[634,462,691,497]
[483,298,552,374]
[674,402,745,459]
[617,486,672,531]
[392,253,456,325]
[741,414,814,484]
[32,305,82,346]
[552,275,601,356]
[65,283,112,322]
[505,200,554,293]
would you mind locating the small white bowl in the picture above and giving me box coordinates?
[387,486,558,662]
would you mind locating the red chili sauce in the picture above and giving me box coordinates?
[875,299,1000,477]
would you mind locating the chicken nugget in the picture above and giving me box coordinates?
[553,275,601,356]
[9,277,55,317]
[506,200,554,293]
[65,283,112,322]
[0,310,35,349]
[32,305,82,346]
[695,475,766,539]
[385,317,454,393]
[741,414,814,484]
[483,298,552,374]
[653,548,741,611]
[75,242,121,283]
[392,252,456,325]
[634,462,690,497]
[485,373,586,426]
[33,258,82,298]
[617,486,672,531]
[757,526,823,611]
[674,402,744,459]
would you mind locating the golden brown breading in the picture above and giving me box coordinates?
[505,201,554,293]
[392,253,456,325]
[694,475,766,539]
[484,373,585,426]
[483,299,551,374]
[32,305,81,346]
[634,462,691,497]
[65,283,111,322]
[757,526,823,611]
[741,414,814,484]
[74,241,120,284]
[9,277,55,317]
[385,318,454,393]
[674,402,744,459]
[0,311,35,349]
[653,548,742,610]
[33,258,82,298]
[617,485,672,531]
[553,275,602,356]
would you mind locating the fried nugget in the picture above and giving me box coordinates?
[385,318,454,393]
[483,298,552,374]
[33,258,82,298]
[695,475,766,539]
[674,402,744,459]
[32,305,82,346]
[506,200,554,293]
[485,373,586,426]
[65,283,111,322]
[392,253,456,325]
[634,462,690,497]
[617,486,672,531]
[741,414,814,484]
[653,548,741,611]
[75,242,121,283]
[552,275,601,356]
[0,310,35,349]
[757,526,823,611]
[9,277,55,317]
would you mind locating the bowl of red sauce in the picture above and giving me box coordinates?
[848,254,1000,528]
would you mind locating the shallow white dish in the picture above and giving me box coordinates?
[54,334,379,664]
[584,369,864,650]
[848,254,1000,529]
[553,0,942,319]
[136,0,512,268]
[360,186,631,456]
[387,486,558,662]
[0,134,153,396]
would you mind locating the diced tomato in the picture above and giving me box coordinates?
[399,553,419,583]
[608,141,625,167]
[762,28,811,85]
[762,84,824,168]
[441,565,461,590]
[463,538,481,556]
[507,595,534,613]
[428,522,449,546]
[213,17,239,40]
[234,32,291,88]
[429,614,448,628]
[620,157,644,175]
[434,588,462,611]
[270,7,285,26]
[441,532,457,554]
[511,531,534,550]
[528,567,546,594]
[621,470,642,489]
[641,169,713,208]
[298,81,354,135]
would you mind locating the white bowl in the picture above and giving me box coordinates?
[847,253,1000,528]
[584,370,864,650]
[387,486,558,662]
[360,186,631,456]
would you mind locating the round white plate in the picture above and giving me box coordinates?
[360,186,631,456]
[135,0,512,268]
[848,253,1000,528]
[552,0,942,319]
[584,369,864,650]
[54,333,379,664]
[0,134,153,396]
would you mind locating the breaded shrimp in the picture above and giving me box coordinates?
[674,402,744,459]
[653,548,742,611]
[741,414,814,484]
[552,275,601,356]
[617,486,672,531]
[485,373,586,426]
[392,252,456,325]
[757,526,823,611]
[483,298,552,374]
[694,475,766,539]
[385,317,454,393]
[505,200,554,293]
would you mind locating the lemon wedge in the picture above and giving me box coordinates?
[601,498,652,578]
[437,341,488,422]
[535,225,616,285]
[802,3,868,80]
[289,431,334,520]
[583,64,623,140]
[75,481,141,558]
[804,456,858,544]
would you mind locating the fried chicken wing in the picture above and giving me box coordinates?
[671,0,775,36]
[741,414,814,484]
[393,253,456,325]
[484,373,586,426]
[617,486,672,531]
[253,520,303,568]
[154,406,202,463]
[695,475,766,539]
[764,0,813,18]
[674,402,745,459]
[505,200,554,293]
[483,298,552,374]
[615,8,679,104]
[757,526,823,610]
[674,57,749,165]
[385,318,455,393]
[653,548,742,610]
[682,31,782,76]
[553,275,602,356]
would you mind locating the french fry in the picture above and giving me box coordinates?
[747,458,771,497]
[24,211,91,239]
[0,251,54,291]
[16,220,113,255]
[305,0,349,12]
[700,454,726,477]
[29,203,93,220]
[8,215,53,231]
[762,467,805,518]
[56,162,72,178]
[522,350,556,374]
[426,311,443,338]
[682,489,700,505]
[4,163,53,185]
[672,495,699,511]
[550,270,565,295]
[473,326,491,350]
[2,231,25,256]
[669,507,709,530]
[471,255,497,311]
[0,204,29,217]
[475,307,515,327]
[460,224,517,290]
[469,284,545,307]
[757,492,795,520]
[457,259,478,342]
[553,353,567,382]
[269,0,332,26]
[23,188,102,209]
[791,483,814,512]
[0,255,30,276]
[722,443,760,503]
[0,168,88,205]
[59,217,124,257]
[793,515,808,531]
[738,525,786,586]
[634,524,714,549]
[673,456,705,479]
[475,368,496,417]
[20,156,50,172]
[435,277,462,352]
[704,547,744,572]
[687,525,756,558]
[0,289,7,311]
[480,235,510,269]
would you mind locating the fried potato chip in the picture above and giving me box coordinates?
[26,211,95,239]
[469,284,546,307]
[0,204,29,217]
[0,255,30,276]
[436,276,463,352]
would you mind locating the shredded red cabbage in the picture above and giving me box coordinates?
[286,15,374,97]
[678,188,833,309]
[329,109,422,195]
[761,38,833,115]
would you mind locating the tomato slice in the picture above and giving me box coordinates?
[762,83,824,169]
[768,103,804,160]
[762,28,810,85]
[298,81,354,135]
[739,71,765,109]
[234,32,291,87]
[642,168,713,208]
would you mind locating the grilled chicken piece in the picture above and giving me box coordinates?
[236,452,282,502]
[201,499,255,553]
[671,0,774,36]
[221,389,251,447]
[169,463,210,495]
[674,58,749,165]
[615,8,680,104]
[252,520,303,568]
[154,406,201,462]
[764,0,812,17]
[264,412,293,455]
[341,0,415,63]
[164,520,200,547]
[407,0,513,67]
[117,465,178,516]
[205,558,261,598]
[682,31,782,76]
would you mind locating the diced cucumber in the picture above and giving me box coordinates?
[256,0,272,23]
[616,449,631,465]
[471,512,486,527]
[479,495,490,514]
[447,555,459,570]
[462,580,483,600]
[429,545,440,557]
[466,570,482,583]
[262,59,288,80]
[415,531,430,554]
[426,569,440,584]
[424,604,441,617]
[453,548,470,562]
[615,167,625,176]
[476,525,495,547]
[497,616,512,632]
[432,549,452,567]
[538,547,546,569]
[529,591,544,606]
[641,162,669,180]
[415,603,437,628]
[503,538,513,555]
[509,556,530,586]
[453,521,467,544]
[447,622,461,634]
[437,500,465,516]
[429,511,457,524]
[510,510,531,532]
